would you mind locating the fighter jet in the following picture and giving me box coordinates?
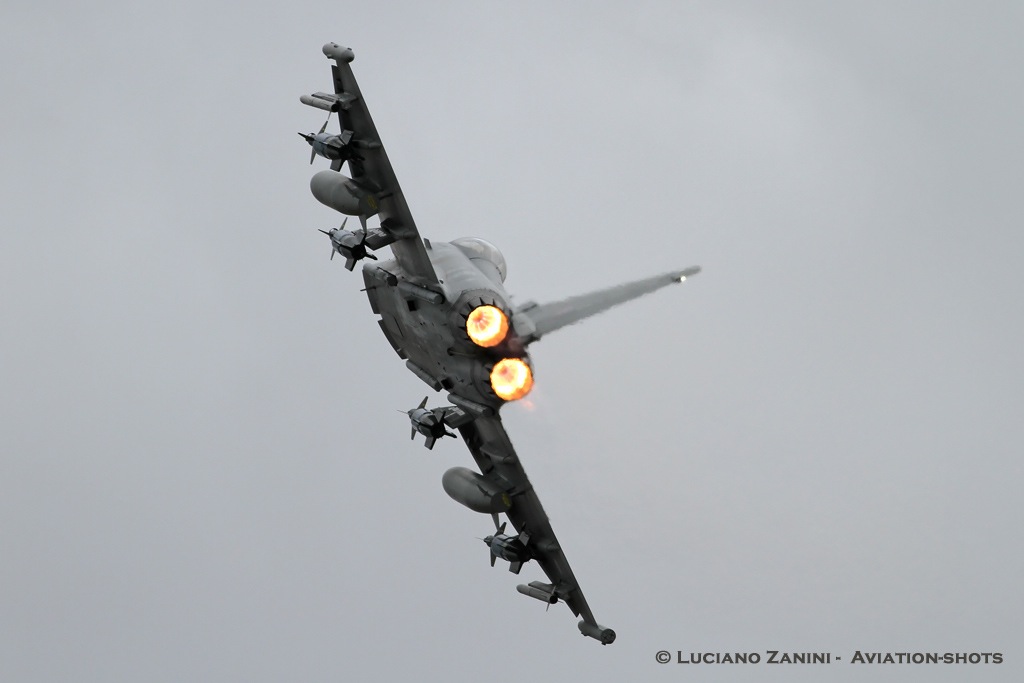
[300,43,700,645]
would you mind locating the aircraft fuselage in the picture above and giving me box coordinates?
[360,239,533,415]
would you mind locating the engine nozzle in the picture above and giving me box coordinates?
[490,358,533,401]
[466,305,509,348]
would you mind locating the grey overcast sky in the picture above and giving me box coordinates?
[2,1,1021,681]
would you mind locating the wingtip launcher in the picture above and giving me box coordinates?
[322,42,354,63]
[578,620,617,645]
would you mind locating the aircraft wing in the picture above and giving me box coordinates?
[515,266,700,342]
[455,414,614,642]
[317,43,438,284]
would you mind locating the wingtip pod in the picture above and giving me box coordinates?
[322,42,354,63]
[578,620,616,645]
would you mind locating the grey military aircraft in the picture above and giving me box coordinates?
[300,43,700,645]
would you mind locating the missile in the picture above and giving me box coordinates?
[299,129,358,164]
[406,397,456,450]
[318,218,377,271]
[482,530,529,573]
[517,581,558,605]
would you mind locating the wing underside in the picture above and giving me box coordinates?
[316,44,438,284]
[516,266,700,341]
[455,414,606,632]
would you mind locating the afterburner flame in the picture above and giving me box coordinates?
[490,358,534,401]
[466,305,509,348]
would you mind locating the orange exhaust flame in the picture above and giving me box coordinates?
[466,305,509,348]
[490,358,534,401]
